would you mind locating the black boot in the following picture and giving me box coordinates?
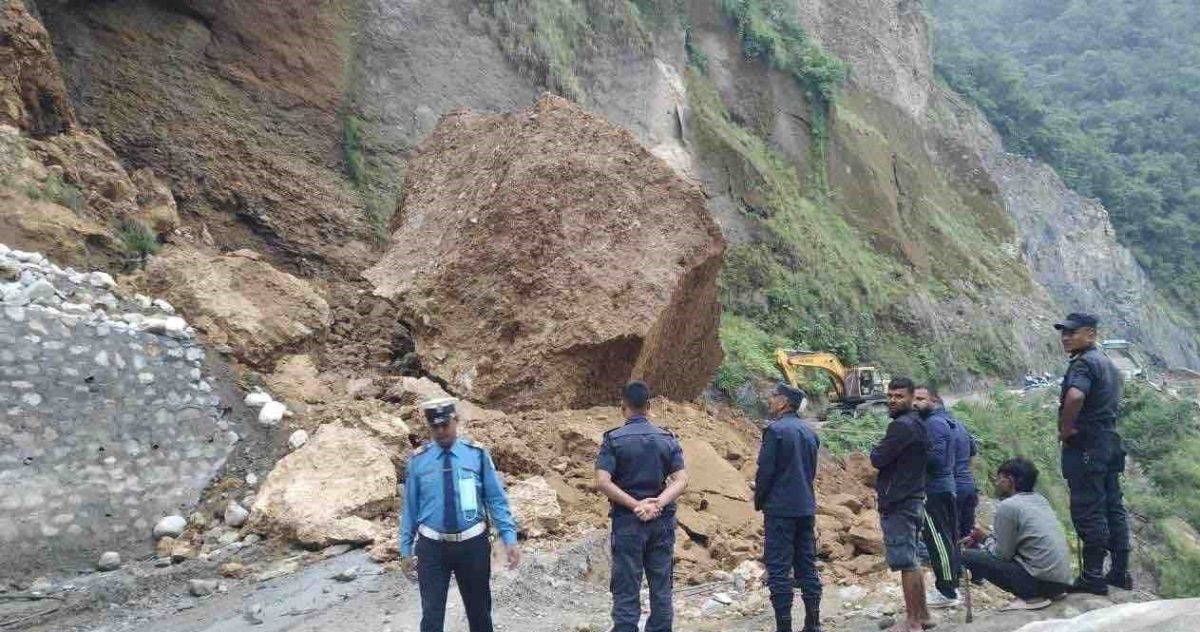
[771,593,793,632]
[1069,547,1109,595]
[801,595,822,632]
[1105,550,1133,590]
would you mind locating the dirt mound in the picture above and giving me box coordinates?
[364,94,725,412]
[457,399,884,583]
[140,246,331,367]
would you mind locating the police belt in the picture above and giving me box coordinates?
[418,522,486,543]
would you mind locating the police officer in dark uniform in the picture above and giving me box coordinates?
[595,381,689,632]
[755,383,822,632]
[400,398,521,632]
[1055,313,1130,594]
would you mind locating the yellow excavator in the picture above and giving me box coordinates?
[774,349,890,415]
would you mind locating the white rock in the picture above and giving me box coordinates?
[163,316,188,337]
[224,502,249,528]
[142,317,167,333]
[258,401,287,426]
[332,567,358,582]
[94,294,119,312]
[153,515,188,539]
[121,313,145,327]
[133,294,152,309]
[713,592,733,605]
[89,271,116,289]
[12,250,42,264]
[61,302,91,315]
[152,298,175,314]
[97,551,122,571]
[288,430,309,450]
[23,279,56,303]
[243,391,273,408]
[246,473,259,487]
[0,243,9,255]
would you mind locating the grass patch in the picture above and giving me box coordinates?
[715,0,845,110]
[482,0,652,102]
[26,172,85,213]
[116,218,161,260]
[342,114,366,187]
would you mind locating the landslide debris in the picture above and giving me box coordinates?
[364,94,725,412]
[245,425,396,549]
[139,246,331,368]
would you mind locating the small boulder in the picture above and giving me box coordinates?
[507,476,562,538]
[97,551,121,571]
[224,502,249,528]
[244,391,273,408]
[219,562,248,578]
[89,271,116,289]
[171,542,197,562]
[258,400,287,426]
[288,429,309,450]
[153,515,187,539]
[188,579,219,597]
[332,566,358,582]
[156,536,176,557]
[848,524,885,555]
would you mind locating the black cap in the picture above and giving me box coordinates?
[1054,313,1099,332]
[772,382,806,408]
[419,397,458,426]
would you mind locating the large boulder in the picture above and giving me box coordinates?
[142,246,330,366]
[245,425,396,548]
[506,475,562,538]
[364,95,725,411]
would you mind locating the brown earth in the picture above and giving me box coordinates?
[137,246,332,368]
[365,94,726,412]
[0,0,75,138]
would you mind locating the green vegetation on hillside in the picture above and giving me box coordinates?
[932,0,1200,317]
[482,0,657,102]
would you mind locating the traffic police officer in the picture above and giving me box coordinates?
[1055,313,1130,594]
[755,382,822,632]
[595,381,689,632]
[400,398,521,632]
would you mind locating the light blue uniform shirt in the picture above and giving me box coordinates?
[399,438,518,558]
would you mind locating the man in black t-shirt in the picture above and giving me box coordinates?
[1055,313,1130,594]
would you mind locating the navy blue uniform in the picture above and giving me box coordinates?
[1059,346,1129,583]
[754,412,821,628]
[948,416,979,540]
[596,415,684,632]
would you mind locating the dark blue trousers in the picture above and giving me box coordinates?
[610,513,675,632]
[764,515,821,616]
[416,533,493,632]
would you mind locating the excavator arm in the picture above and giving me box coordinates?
[774,349,848,401]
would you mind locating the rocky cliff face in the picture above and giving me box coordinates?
[15,0,1197,381]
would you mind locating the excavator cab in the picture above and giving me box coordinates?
[775,348,889,415]
[844,366,886,401]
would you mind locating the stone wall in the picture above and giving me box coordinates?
[0,243,237,579]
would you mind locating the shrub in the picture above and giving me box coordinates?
[117,219,160,259]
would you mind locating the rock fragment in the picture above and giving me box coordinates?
[153,515,187,539]
[97,551,121,571]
